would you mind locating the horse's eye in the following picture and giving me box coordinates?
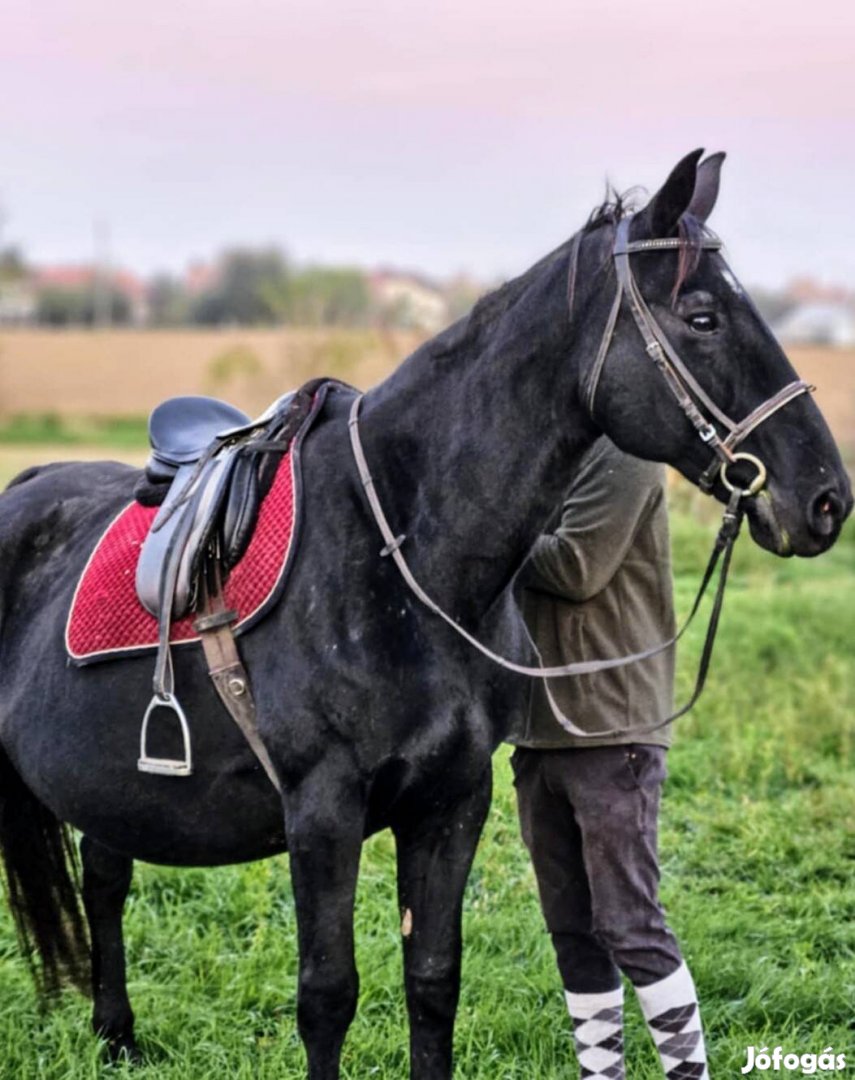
[688,312,718,334]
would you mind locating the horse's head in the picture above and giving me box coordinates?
[582,149,852,557]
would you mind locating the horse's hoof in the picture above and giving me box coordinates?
[107,1037,143,1066]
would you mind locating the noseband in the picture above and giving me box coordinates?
[584,216,813,495]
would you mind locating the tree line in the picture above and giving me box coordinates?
[149,250,376,327]
[0,244,483,329]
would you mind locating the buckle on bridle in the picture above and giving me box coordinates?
[645,341,665,364]
[699,423,718,444]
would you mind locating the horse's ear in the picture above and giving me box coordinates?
[687,152,726,223]
[644,149,705,236]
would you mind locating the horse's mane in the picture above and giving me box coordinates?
[583,186,640,234]
[463,241,572,340]
[449,185,713,355]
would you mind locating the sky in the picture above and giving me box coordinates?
[2,0,854,289]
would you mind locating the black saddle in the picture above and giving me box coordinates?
[145,396,253,479]
[133,379,332,781]
[136,393,295,621]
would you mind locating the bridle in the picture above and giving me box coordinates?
[346,215,814,737]
[584,215,813,498]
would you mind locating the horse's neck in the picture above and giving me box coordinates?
[359,257,599,622]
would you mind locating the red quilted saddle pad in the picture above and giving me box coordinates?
[66,452,296,664]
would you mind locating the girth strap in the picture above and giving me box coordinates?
[195,567,282,794]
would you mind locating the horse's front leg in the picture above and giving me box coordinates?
[285,770,366,1080]
[394,766,492,1080]
[80,835,139,1062]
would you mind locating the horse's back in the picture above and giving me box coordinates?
[4,458,137,498]
[0,459,137,551]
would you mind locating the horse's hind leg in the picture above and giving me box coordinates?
[285,774,365,1080]
[393,767,492,1080]
[80,836,139,1062]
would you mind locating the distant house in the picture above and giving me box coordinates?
[784,277,851,307]
[33,265,150,324]
[0,280,37,324]
[370,270,449,332]
[184,260,221,297]
[774,302,855,347]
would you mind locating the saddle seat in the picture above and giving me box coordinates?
[136,393,294,622]
[145,396,252,480]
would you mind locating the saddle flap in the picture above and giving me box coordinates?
[136,453,238,620]
[221,455,260,568]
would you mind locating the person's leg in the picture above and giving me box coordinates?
[634,962,709,1080]
[565,745,709,1080]
[512,747,625,1080]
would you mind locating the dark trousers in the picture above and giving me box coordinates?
[512,744,683,993]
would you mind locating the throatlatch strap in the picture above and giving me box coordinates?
[584,283,623,417]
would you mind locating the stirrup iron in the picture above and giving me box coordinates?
[138,692,193,777]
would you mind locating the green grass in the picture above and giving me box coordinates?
[0,461,853,1077]
[0,414,149,449]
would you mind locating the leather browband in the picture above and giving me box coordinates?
[613,235,723,255]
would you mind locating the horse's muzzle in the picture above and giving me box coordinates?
[746,474,852,558]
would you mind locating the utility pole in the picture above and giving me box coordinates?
[93,217,112,329]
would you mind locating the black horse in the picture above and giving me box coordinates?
[0,151,850,1079]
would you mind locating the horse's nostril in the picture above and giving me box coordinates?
[808,488,843,537]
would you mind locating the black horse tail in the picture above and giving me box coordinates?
[0,745,90,998]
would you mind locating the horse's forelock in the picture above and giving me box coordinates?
[572,188,713,313]
[673,214,718,305]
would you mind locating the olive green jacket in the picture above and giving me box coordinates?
[508,438,675,749]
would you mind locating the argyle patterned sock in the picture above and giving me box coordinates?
[564,985,625,1080]
[634,962,709,1079]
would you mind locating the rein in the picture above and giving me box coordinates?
[350,395,742,737]
[347,213,813,737]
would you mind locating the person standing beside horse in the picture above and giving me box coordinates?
[509,436,709,1080]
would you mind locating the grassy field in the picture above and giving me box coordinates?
[0,328,424,421]
[0,333,852,451]
[0,446,852,1079]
